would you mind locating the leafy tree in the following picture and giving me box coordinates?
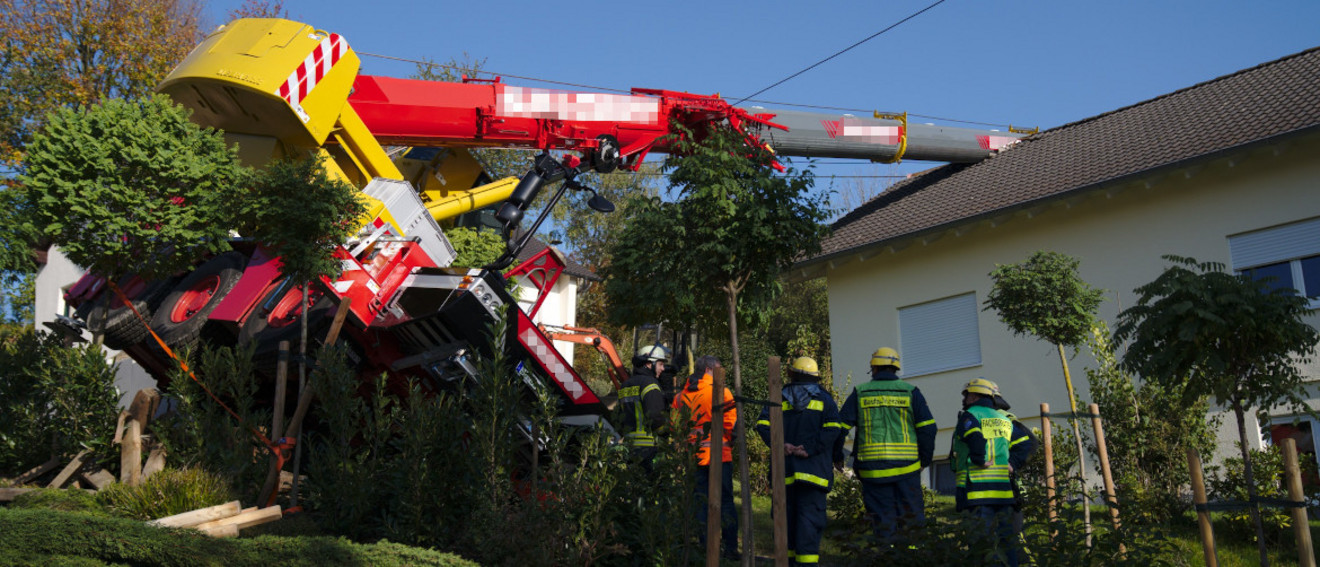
[985,250,1105,540]
[0,0,202,170]
[18,95,248,285]
[603,121,831,554]
[238,158,366,283]
[1113,255,1319,566]
[225,0,286,19]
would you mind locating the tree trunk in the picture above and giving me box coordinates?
[290,282,310,508]
[725,284,753,566]
[1057,343,1093,546]
[1233,400,1269,567]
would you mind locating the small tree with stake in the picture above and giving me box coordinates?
[603,121,831,560]
[1113,255,1318,567]
[985,250,1105,542]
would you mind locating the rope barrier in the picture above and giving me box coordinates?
[108,280,290,466]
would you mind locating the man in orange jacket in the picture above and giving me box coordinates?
[673,355,740,560]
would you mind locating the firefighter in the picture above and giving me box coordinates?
[950,378,1020,566]
[618,345,669,468]
[673,355,740,560]
[837,347,936,546]
[991,393,1039,538]
[756,356,846,565]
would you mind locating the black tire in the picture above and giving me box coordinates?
[86,276,175,350]
[238,281,334,360]
[149,252,246,352]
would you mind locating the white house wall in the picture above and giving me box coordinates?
[825,134,1320,468]
[33,247,157,408]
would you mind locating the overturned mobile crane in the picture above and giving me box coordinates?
[62,18,1025,421]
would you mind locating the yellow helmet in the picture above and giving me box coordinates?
[962,377,1000,397]
[789,356,819,378]
[870,347,900,370]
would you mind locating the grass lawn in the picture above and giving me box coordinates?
[736,481,1320,566]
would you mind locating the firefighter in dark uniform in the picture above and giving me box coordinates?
[837,347,937,545]
[755,356,846,566]
[950,377,1020,566]
[617,345,669,468]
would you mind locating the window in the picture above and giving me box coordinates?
[898,292,982,376]
[1229,217,1320,305]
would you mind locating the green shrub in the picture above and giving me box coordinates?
[154,342,270,502]
[97,467,234,520]
[0,508,478,566]
[1206,443,1294,543]
[0,327,119,476]
[8,487,107,515]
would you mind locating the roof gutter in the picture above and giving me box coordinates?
[791,123,1320,281]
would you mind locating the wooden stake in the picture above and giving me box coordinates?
[1187,448,1217,567]
[120,419,142,486]
[1040,403,1057,531]
[142,445,166,480]
[708,366,726,567]
[50,450,90,489]
[127,388,161,428]
[258,341,292,507]
[78,469,116,491]
[1281,438,1316,567]
[1089,403,1124,554]
[767,357,788,567]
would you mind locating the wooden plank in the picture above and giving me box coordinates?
[193,505,282,533]
[142,446,166,480]
[199,524,240,538]
[79,469,116,491]
[48,450,89,489]
[0,488,35,502]
[149,500,243,528]
[12,456,60,485]
[113,410,129,445]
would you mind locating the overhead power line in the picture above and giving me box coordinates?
[732,0,950,105]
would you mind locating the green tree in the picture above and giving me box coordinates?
[985,250,1105,541]
[0,0,201,169]
[18,95,248,287]
[238,158,366,283]
[603,121,831,553]
[1113,255,1319,566]
[445,226,506,269]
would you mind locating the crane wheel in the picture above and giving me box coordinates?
[85,275,174,350]
[238,281,334,369]
[148,252,246,352]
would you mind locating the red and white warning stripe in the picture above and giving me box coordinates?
[977,135,1020,151]
[516,315,596,403]
[275,33,349,113]
[498,85,661,124]
[821,118,903,145]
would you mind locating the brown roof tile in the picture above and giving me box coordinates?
[807,46,1320,265]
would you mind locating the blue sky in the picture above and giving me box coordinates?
[202,0,1320,190]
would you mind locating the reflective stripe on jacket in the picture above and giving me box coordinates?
[952,402,1015,507]
[618,370,664,448]
[755,381,846,490]
[839,371,936,482]
[673,371,737,465]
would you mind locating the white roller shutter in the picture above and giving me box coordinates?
[899,292,982,377]
[1228,217,1320,270]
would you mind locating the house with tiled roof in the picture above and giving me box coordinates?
[793,47,1320,490]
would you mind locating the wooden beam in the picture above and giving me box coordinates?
[48,450,89,489]
[11,456,60,485]
[193,505,282,534]
[149,500,243,528]
[142,446,166,480]
[78,469,116,491]
[0,488,35,502]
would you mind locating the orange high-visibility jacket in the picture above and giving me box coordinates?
[673,371,738,465]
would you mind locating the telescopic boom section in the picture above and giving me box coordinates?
[348,76,788,170]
